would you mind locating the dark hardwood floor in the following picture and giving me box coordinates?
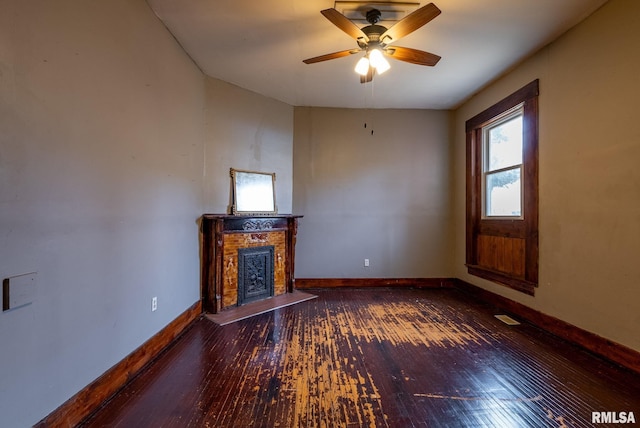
[82,288,640,427]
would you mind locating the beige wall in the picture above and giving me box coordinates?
[453,0,640,352]
[293,107,453,278]
[0,1,294,426]
[0,0,206,425]
[203,78,294,214]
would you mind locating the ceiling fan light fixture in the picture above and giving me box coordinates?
[355,56,370,75]
[369,48,390,74]
[305,3,441,83]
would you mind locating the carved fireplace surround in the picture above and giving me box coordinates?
[200,215,301,314]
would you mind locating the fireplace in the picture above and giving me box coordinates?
[201,215,302,313]
[237,246,275,305]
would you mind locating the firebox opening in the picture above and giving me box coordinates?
[237,246,275,306]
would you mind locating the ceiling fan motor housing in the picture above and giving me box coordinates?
[366,8,382,24]
[362,24,388,44]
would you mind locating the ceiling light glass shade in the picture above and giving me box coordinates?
[355,56,370,75]
[369,49,390,74]
[375,58,390,74]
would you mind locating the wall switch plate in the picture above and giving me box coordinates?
[2,272,37,311]
[152,296,157,312]
[364,259,370,267]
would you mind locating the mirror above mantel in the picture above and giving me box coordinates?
[230,168,277,216]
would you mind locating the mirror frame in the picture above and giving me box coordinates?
[230,168,277,216]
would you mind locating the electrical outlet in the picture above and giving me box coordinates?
[152,296,157,312]
[364,259,370,267]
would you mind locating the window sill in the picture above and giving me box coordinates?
[466,265,536,296]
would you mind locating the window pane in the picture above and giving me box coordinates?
[486,168,521,217]
[488,115,523,171]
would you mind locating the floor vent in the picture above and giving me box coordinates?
[495,314,521,326]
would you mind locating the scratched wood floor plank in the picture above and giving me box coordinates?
[82,288,640,427]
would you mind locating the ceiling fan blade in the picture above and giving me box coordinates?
[321,8,369,43]
[384,46,441,66]
[360,66,374,84]
[379,3,441,45]
[303,49,360,64]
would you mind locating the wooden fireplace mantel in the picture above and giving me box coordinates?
[200,214,302,314]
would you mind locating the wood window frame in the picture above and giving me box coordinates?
[465,80,539,295]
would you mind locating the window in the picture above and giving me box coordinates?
[465,80,539,295]
[483,107,523,218]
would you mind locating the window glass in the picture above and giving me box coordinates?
[487,115,523,171]
[486,168,521,216]
[483,110,523,218]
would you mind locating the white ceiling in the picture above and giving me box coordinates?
[146,0,607,109]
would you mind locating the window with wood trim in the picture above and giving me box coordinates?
[465,80,539,295]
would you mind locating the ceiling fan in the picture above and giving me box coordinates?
[303,2,442,83]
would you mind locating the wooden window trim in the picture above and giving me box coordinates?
[465,80,539,295]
